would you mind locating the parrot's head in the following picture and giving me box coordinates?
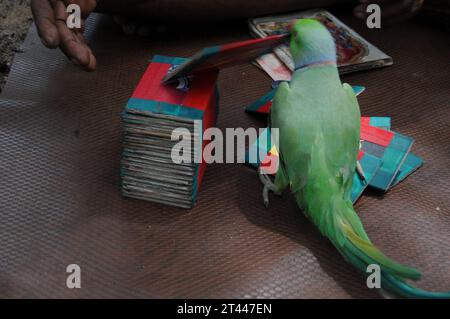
[289,18,336,70]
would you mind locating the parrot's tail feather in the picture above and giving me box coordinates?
[333,205,450,298]
[382,273,450,299]
[340,221,421,281]
[338,240,450,298]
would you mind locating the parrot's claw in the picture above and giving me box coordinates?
[263,186,270,208]
[258,167,279,208]
[258,168,276,190]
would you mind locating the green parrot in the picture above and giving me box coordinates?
[259,18,450,298]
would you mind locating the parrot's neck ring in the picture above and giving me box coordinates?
[294,60,336,71]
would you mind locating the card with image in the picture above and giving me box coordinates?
[249,9,393,79]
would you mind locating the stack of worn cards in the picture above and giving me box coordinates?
[249,9,393,81]
[245,89,423,203]
[121,55,219,209]
[122,116,199,209]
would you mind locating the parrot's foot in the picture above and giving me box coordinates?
[258,168,280,208]
[356,161,367,183]
[262,186,270,208]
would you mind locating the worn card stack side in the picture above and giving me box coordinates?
[121,55,219,208]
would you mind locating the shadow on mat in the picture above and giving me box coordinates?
[236,167,380,298]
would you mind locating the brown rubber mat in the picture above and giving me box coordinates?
[0,13,449,298]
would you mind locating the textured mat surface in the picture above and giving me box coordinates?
[0,13,449,298]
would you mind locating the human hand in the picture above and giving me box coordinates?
[31,0,98,71]
[354,0,425,25]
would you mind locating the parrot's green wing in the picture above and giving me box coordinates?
[271,68,360,201]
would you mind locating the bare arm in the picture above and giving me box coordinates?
[31,0,347,71]
[31,0,424,71]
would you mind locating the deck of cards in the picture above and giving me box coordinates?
[122,112,202,209]
[121,55,219,209]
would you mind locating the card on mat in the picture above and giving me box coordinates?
[364,117,423,188]
[249,9,393,74]
[361,116,391,131]
[391,152,424,187]
[360,122,413,191]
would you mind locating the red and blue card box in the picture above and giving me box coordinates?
[123,55,219,204]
